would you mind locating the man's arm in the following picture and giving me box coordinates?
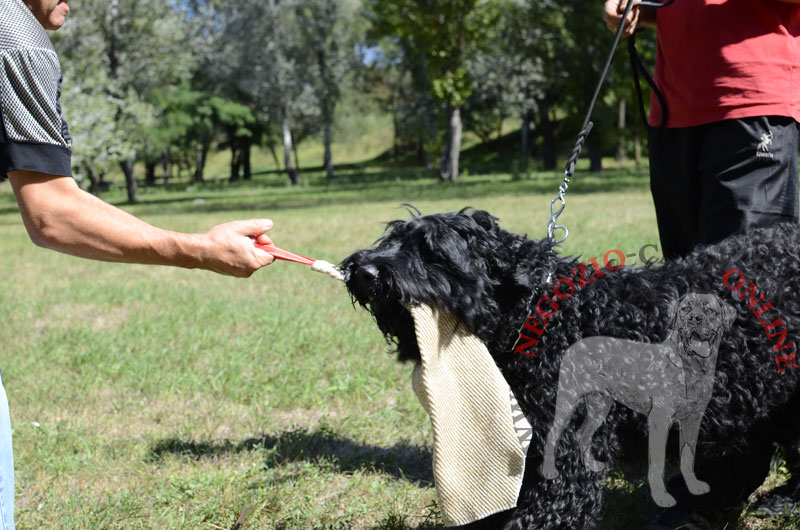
[8,170,274,277]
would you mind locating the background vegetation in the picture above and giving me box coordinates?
[50,0,654,201]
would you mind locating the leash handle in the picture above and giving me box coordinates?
[251,239,345,281]
[253,241,315,265]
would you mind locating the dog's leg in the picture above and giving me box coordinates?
[648,406,677,508]
[542,384,583,479]
[576,393,613,473]
[679,415,711,496]
[752,399,800,516]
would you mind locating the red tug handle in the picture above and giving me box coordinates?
[254,242,315,265]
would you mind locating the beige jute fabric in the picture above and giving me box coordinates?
[409,304,531,527]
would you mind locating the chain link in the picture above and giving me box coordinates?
[547,121,593,243]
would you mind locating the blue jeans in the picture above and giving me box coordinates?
[0,370,13,530]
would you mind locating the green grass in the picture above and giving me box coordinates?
[0,157,794,529]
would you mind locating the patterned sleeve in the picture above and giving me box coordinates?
[0,0,72,178]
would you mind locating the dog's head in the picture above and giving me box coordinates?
[668,293,736,358]
[341,208,552,362]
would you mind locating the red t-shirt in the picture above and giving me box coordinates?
[650,0,800,128]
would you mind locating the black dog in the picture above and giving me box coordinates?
[342,208,800,530]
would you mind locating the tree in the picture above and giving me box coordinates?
[295,0,354,179]
[54,0,195,202]
[359,33,439,167]
[55,22,119,195]
[210,0,325,186]
[365,0,503,182]
[465,0,544,171]
[547,0,632,172]
[213,97,257,182]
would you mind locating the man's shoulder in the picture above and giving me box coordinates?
[0,0,54,53]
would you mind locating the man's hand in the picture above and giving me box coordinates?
[199,219,275,278]
[604,0,655,36]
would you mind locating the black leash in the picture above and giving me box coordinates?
[627,7,674,130]
[547,0,676,244]
[515,0,676,356]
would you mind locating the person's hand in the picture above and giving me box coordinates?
[603,0,642,37]
[200,219,275,277]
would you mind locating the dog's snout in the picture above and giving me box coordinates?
[354,264,379,292]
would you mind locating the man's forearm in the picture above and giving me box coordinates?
[8,171,274,277]
[11,172,202,266]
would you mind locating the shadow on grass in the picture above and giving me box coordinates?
[148,426,433,487]
[147,428,770,529]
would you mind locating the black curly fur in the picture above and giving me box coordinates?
[341,208,800,530]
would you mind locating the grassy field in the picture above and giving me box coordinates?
[0,154,796,529]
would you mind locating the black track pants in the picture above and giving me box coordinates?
[648,116,800,260]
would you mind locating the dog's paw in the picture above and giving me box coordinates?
[541,461,558,479]
[583,453,607,473]
[686,479,710,495]
[652,491,677,508]
[586,460,607,473]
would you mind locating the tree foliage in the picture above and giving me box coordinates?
[51,0,655,191]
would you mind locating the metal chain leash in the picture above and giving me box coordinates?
[546,0,675,244]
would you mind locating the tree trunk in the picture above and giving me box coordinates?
[616,99,627,162]
[99,171,109,192]
[589,144,603,172]
[323,119,334,178]
[242,143,252,180]
[540,102,556,171]
[439,107,462,183]
[392,107,399,161]
[85,163,99,196]
[422,99,435,170]
[268,143,281,170]
[145,160,157,187]
[193,140,208,183]
[229,144,241,182]
[107,0,120,79]
[316,41,335,178]
[292,142,300,173]
[439,115,452,182]
[449,108,462,182]
[161,149,170,184]
[417,129,425,165]
[520,108,530,173]
[282,116,299,185]
[120,156,138,204]
[634,130,643,169]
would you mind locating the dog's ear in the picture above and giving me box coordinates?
[667,297,681,325]
[468,210,500,232]
[718,299,737,329]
